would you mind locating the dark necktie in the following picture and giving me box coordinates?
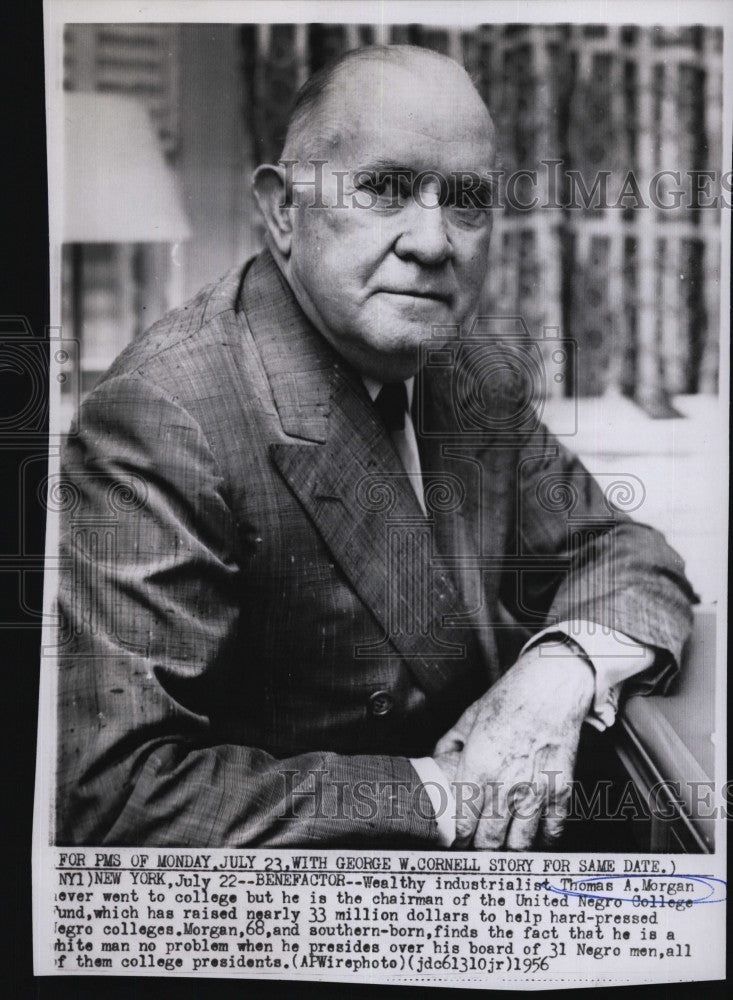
[373,380,489,705]
[374,381,408,433]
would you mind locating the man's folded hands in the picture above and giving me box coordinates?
[432,641,595,850]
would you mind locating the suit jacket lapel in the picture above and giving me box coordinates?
[239,252,488,700]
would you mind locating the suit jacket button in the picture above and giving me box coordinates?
[369,690,394,716]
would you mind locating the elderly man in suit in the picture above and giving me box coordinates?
[56,45,694,849]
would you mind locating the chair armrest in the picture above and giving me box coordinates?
[614,604,717,852]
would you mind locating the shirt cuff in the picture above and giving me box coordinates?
[410,757,456,847]
[520,621,656,731]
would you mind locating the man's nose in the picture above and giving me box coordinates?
[394,189,452,265]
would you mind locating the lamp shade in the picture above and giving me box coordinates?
[63,92,191,242]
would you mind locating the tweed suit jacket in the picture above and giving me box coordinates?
[56,250,696,847]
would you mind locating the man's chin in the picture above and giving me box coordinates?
[378,294,454,326]
[355,336,426,381]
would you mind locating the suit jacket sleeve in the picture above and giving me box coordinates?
[56,375,439,848]
[499,418,697,687]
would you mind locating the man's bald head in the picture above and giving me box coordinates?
[280,44,496,163]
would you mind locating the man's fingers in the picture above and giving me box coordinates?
[505,786,544,851]
[471,780,511,850]
[540,783,573,845]
[453,776,484,845]
[471,769,572,851]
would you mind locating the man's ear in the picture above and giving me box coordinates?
[252,165,293,256]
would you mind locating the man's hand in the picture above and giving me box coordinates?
[432,641,595,850]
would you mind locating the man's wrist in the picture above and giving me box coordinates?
[520,622,656,729]
[519,635,596,718]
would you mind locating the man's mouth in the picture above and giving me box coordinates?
[381,290,450,304]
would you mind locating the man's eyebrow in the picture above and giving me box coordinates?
[352,161,413,175]
[352,162,495,180]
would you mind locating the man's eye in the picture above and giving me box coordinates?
[449,187,492,210]
[445,187,493,224]
[446,203,487,225]
[357,173,407,203]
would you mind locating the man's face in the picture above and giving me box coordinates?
[283,58,496,381]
